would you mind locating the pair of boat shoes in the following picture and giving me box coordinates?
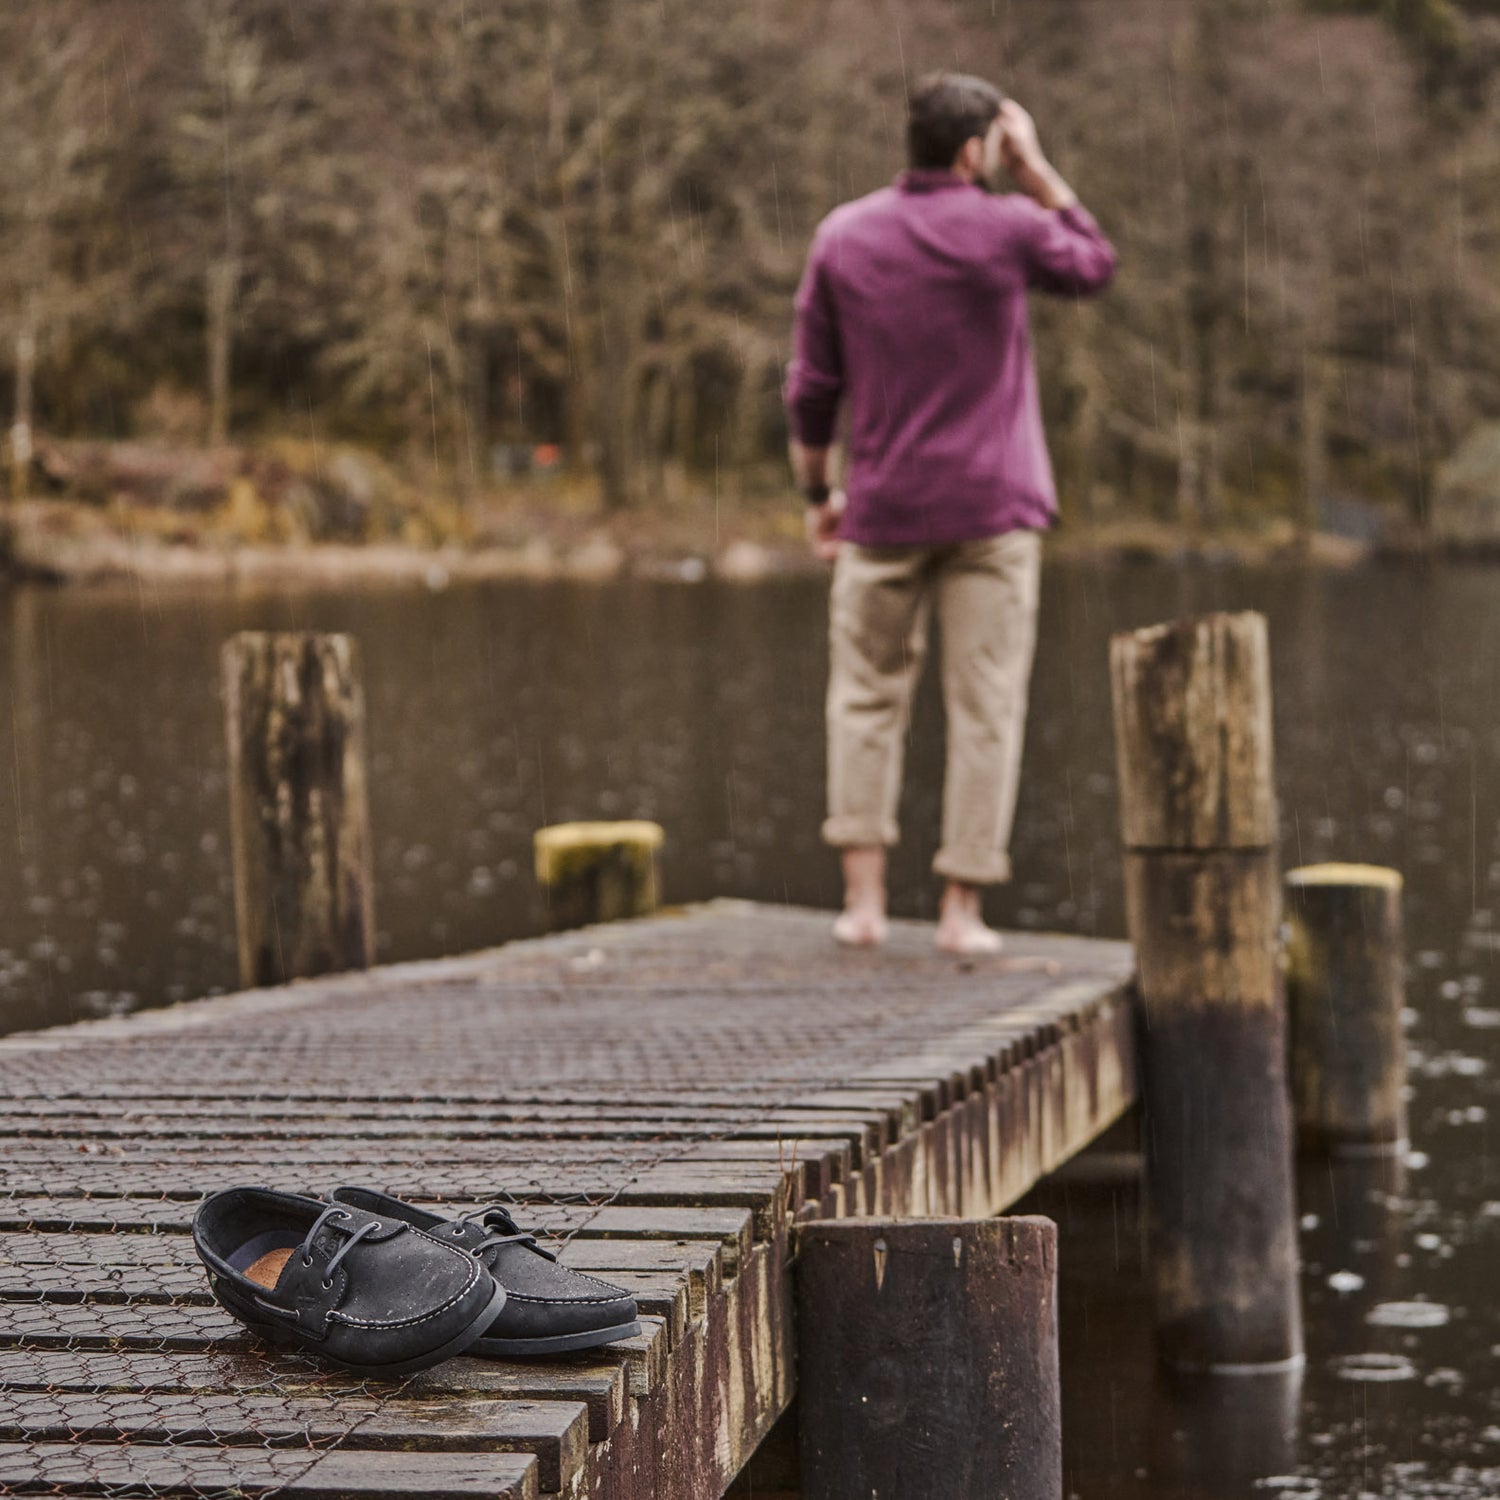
[192,1185,641,1378]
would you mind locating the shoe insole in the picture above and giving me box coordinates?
[228,1231,301,1289]
[246,1247,295,1288]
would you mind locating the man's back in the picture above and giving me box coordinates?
[786,169,1116,547]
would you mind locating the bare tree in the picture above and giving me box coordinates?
[162,0,319,444]
[0,4,118,496]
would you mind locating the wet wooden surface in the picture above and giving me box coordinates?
[0,899,1136,1499]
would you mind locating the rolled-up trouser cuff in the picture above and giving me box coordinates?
[932,847,1013,886]
[822,815,900,849]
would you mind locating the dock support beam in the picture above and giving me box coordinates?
[1285,862,1407,1153]
[795,1217,1060,1500]
[1110,611,1303,1370]
[222,631,375,989]
[534,820,663,932]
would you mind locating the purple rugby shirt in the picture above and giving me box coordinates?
[785,169,1117,547]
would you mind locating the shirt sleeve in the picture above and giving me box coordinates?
[784,235,844,446]
[1018,198,1118,297]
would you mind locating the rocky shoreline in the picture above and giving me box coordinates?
[0,499,1446,590]
[4,435,1477,588]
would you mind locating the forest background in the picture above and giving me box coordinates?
[3,0,1500,574]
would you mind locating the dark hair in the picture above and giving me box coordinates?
[907,72,1005,170]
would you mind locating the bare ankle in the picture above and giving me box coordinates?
[939,881,980,917]
[843,846,889,915]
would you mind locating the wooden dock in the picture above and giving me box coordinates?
[0,900,1136,1500]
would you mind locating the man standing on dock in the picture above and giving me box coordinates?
[785,73,1116,954]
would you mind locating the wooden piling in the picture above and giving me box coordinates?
[1285,863,1407,1153]
[222,632,375,989]
[534,821,663,932]
[1110,611,1303,1370]
[795,1217,1060,1500]
[1148,1364,1303,1490]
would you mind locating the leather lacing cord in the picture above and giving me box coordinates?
[449,1203,557,1263]
[299,1205,381,1289]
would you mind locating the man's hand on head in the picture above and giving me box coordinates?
[806,489,846,564]
[998,100,1044,176]
[998,100,1078,211]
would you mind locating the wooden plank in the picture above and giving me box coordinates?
[0,1279,687,1358]
[0,1393,587,1493]
[0,1135,846,1180]
[0,1198,755,1265]
[558,1238,723,1321]
[0,1347,393,1394]
[0,1348,627,1445]
[0,1444,539,1499]
[608,1315,669,1398]
[408,1358,626,1445]
[0,1300,672,1402]
[0,1300,249,1350]
[0,1231,720,1308]
[0,1112,888,1157]
[0,1230,720,1279]
[283,1448,539,1499]
[0,1165,799,1238]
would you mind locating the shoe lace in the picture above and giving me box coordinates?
[298,1205,378,1289]
[456,1204,557,1262]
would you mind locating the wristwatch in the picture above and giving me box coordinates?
[803,483,831,506]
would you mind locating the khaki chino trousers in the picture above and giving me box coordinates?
[823,529,1042,886]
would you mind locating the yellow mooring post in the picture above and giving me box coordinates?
[533,820,664,932]
[1285,863,1407,1155]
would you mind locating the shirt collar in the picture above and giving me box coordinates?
[896,168,977,194]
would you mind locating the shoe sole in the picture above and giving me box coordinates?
[223,1280,509,1378]
[471,1318,643,1358]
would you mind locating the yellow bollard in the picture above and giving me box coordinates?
[533,821,664,932]
[1285,863,1406,1154]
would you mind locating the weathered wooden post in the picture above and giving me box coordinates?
[533,820,663,932]
[1285,863,1407,1153]
[1149,1363,1303,1490]
[223,632,375,989]
[1110,611,1303,1370]
[796,1217,1060,1500]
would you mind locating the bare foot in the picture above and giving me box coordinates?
[833,908,889,947]
[835,846,889,947]
[935,913,1005,955]
[936,880,1004,955]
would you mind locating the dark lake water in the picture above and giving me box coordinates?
[3,558,1499,1495]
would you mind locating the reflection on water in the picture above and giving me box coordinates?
[3,557,1500,1494]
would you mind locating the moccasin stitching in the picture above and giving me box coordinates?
[551,1269,635,1296]
[500,1289,631,1306]
[326,1238,483,1329]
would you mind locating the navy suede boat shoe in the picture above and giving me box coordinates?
[331,1186,642,1357]
[192,1187,506,1377]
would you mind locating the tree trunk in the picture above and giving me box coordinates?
[1299,346,1329,542]
[1409,308,1434,539]
[593,328,632,511]
[10,292,38,501]
[1056,318,1102,522]
[1173,2,1230,530]
[1182,221,1223,529]
[731,355,769,480]
[206,256,238,446]
[466,337,490,491]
